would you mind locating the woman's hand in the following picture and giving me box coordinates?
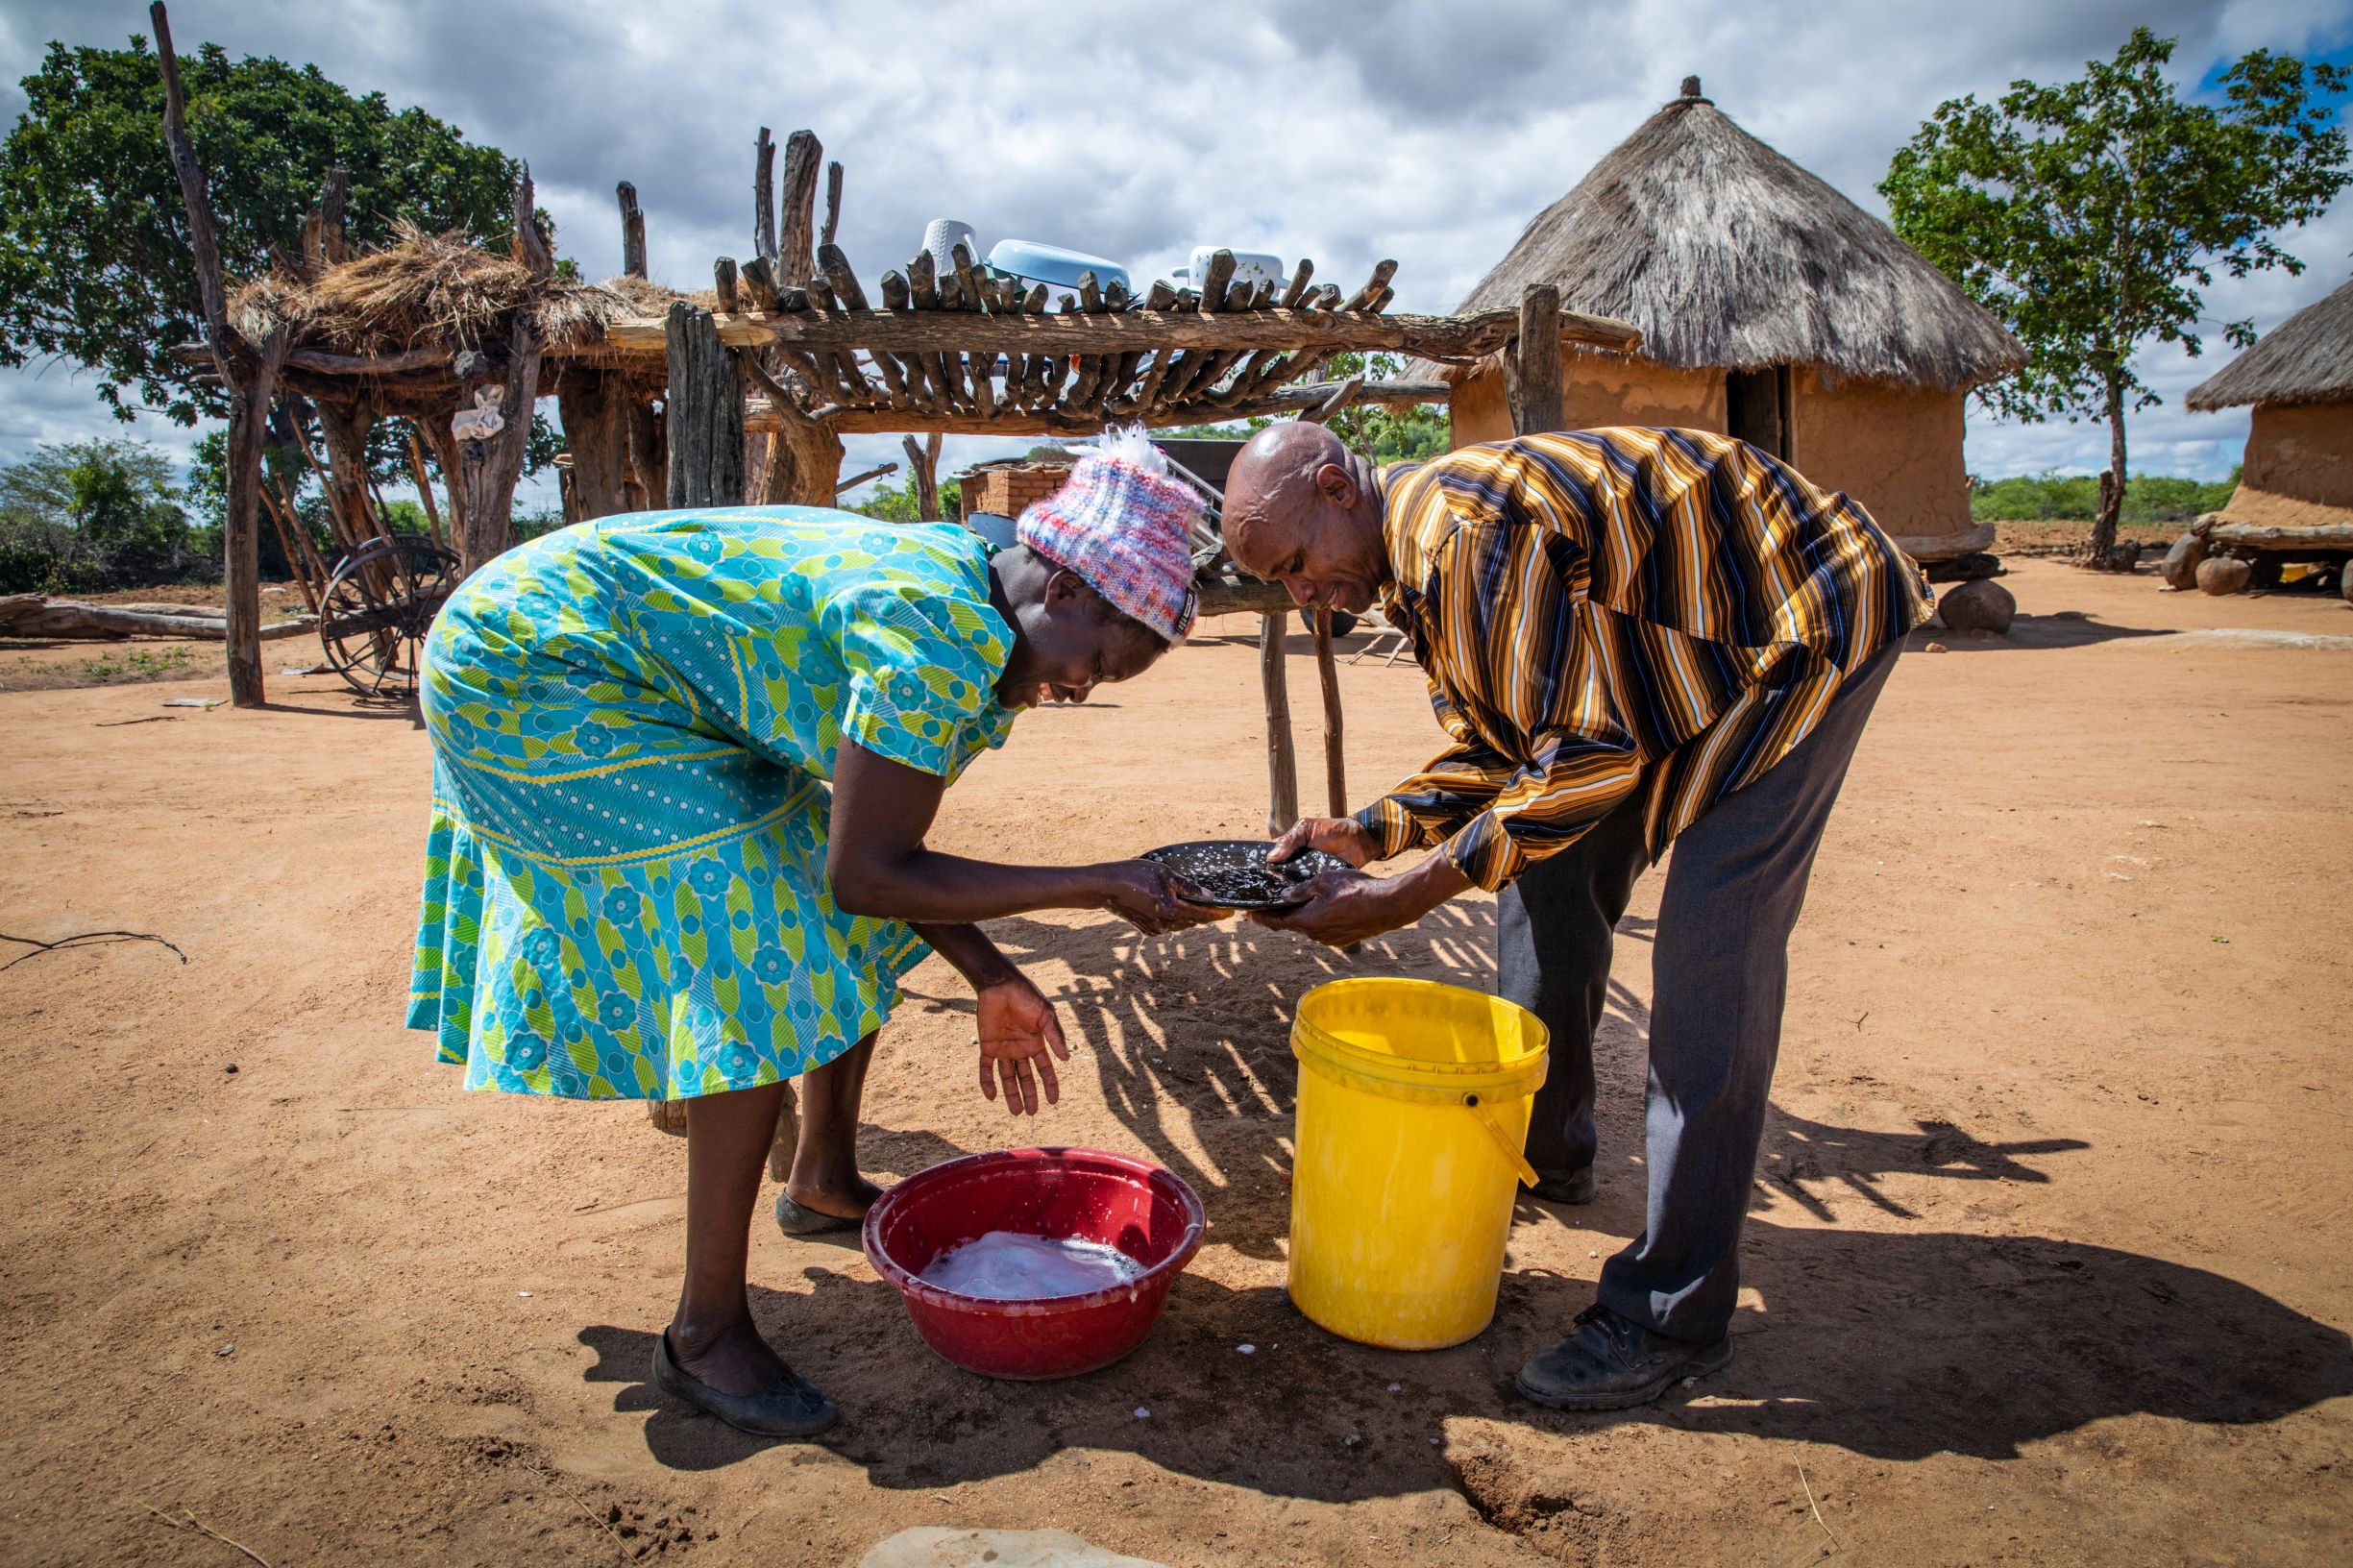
[1091,861,1228,935]
[975,971,1069,1115]
[1269,816,1377,869]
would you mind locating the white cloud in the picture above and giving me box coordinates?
[5,0,2349,491]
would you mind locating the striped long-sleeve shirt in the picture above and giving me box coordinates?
[1356,427,1932,892]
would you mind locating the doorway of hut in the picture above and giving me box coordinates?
[1726,365,1795,461]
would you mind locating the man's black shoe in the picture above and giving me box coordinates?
[1515,1303,1732,1410]
[1522,1165,1597,1205]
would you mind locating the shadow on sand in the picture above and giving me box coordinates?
[577,911,2350,1494]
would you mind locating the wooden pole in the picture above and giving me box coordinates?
[153,0,274,707]
[404,425,445,547]
[617,181,647,279]
[777,131,822,288]
[1260,611,1299,838]
[1507,282,1564,436]
[666,301,745,507]
[1312,606,1347,818]
[259,476,320,614]
[753,128,778,268]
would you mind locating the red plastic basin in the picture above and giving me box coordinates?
[862,1147,1205,1381]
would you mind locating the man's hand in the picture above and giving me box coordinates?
[975,971,1069,1115]
[1252,851,1476,948]
[1268,816,1377,869]
[1091,860,1230,935]
[1250,868,1405,946]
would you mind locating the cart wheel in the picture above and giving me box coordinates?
[318,534,460,698]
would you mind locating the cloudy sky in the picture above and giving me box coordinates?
[3,0,2350,509]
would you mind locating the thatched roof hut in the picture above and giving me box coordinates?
[2181,279,2353,545]
[1436,78,2024,558]
[2186,279,2353,414]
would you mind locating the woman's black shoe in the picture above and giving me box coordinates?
[651,1331,838,1437]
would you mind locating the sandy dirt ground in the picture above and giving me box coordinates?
[2,558,2348,1568]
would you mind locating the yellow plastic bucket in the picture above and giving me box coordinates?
[1287,977,1549,1349]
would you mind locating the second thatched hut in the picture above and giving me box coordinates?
[1434,78,2024,563]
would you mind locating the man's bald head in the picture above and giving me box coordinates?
[1222,422,1392,616]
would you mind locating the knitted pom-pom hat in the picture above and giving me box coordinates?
[1016,427,1203,644]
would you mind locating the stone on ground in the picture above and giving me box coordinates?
[860,1528,1168,1568]
[1938,577,2017,634]
[2195,556,2252,596]
[2159,531,2205,591]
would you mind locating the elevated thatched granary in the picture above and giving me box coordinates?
[1433,78,2024,562]
[2185,278,2353,549]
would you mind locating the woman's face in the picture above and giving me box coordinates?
[995,569,1170,709]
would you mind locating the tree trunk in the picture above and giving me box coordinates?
[555,373,631,521]
[220,342,287,702]
[455,318,545,576]
[903,431,943,520]
[2085,366,2128,570]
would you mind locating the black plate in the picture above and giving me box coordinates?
[1141,839,1354,911]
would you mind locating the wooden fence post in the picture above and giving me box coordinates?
[1312,607,1347,817]
[1261,611,1299,837]
[1507,282,1564,437]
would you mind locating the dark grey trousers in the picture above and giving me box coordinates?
[1496,642,1900,1342]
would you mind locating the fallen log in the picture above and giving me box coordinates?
[0,595,315,642]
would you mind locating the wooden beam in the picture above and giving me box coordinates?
[745,377,1449,438]
[1507,282,1564,436]
[1890,522,1998,562]
[2202,518,2353,550]
[1260,612,1299,838]
[593,304,1640,359]
[1193,576,1293,619]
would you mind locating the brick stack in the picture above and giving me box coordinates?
[961,462,1071,521]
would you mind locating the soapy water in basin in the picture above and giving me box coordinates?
[919,1231,1149,1300]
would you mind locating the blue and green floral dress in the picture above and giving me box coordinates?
[406,507,1017,1100]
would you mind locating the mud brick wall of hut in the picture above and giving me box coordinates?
[962,463,1072,521]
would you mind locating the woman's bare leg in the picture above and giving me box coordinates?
[669,1081,792,1395]
[787,1033,881,1218]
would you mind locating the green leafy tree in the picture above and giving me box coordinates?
[1159,353,1449,463]
[1881,29,2349,566]
[0,437,209,592]
[0,35,520,426]
[849,476,963,524]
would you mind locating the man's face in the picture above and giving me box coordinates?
[1226,463,1385,615]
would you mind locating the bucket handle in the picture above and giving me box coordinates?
[1464,1092,1540,1188]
